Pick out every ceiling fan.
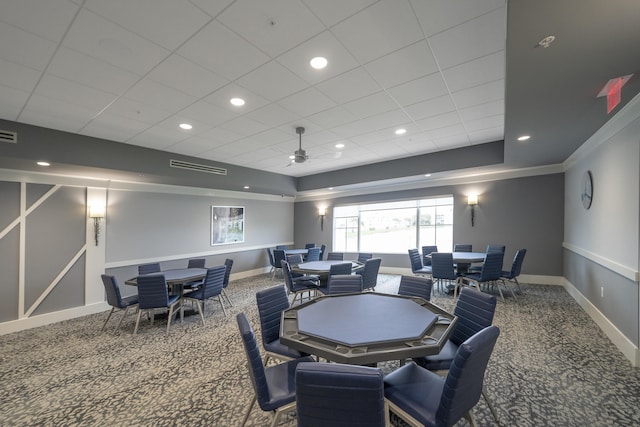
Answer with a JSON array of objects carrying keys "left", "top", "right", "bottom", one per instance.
[{"left": 293, "top": 126, "right": 308, "bottom": 164}]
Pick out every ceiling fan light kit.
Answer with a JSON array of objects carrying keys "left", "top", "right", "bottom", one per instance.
[{"left": 294, "top": 126, "right": 309, "bottom": 163}]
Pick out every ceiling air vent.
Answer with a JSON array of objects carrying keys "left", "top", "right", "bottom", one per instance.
[
  {"left": 0, "top": 130, "right": 17, "bottom": 144},
  {"left": 170, "top": 159, "right": 227, "bottom": 175}
]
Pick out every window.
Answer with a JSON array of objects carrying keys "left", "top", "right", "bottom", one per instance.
[{"left": 333, "top": 197, "right": 454, "bottom": 254}]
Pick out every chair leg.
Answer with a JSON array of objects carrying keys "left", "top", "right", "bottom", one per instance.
[
  {"left": 115, "top": 306, "right": 133, "bottom": 331},
  {"left": 134, "top": 309, "right": 143, "bottom": 334},
  {"left": 513, "top": 277, "right": 523, "bottom": 294},
  {"left": 482, "top": 386, "right": 500, "bottom": 425},
  {"left": 101, "top": 307, "right": 115, "bottom": 331},
  {"left": 217, "top": 296, "right": 227, "bottom": 316},
  {"left": 222, "top": 288, "right": 233, "bottom": 307},
  {"left": 464, "top": 410, "right": 478, "bottom": 427},
  {"left": 193, "top": 300, "right": 205, "bottom": 326},
  {"left": 503, "top": 279, "right": 517, "bottom": 301},
  {"left": 240, "top": 395, "right": 256, "bottom": 427}
]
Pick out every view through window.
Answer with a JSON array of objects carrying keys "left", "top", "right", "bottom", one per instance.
[{"left": 333, "top": 197, "right": 454, "bottom": 253}]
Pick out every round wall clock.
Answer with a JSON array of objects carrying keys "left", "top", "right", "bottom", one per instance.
[{"left": 581, "top": 170, "right": 593, "bottom": 209}]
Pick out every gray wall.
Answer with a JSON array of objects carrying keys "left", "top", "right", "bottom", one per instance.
[{"left": 294, "top": 173, "right": 565, "bottom": 276}]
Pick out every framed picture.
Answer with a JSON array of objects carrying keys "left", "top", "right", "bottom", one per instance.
[{"left": 211, "top": 206, "right": 245, "bottom": 246}]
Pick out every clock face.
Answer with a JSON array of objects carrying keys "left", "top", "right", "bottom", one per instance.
[{"left": 581, "top": 170, "right": 593, "bottom": 209}]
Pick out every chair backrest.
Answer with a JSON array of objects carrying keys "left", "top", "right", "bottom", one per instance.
[
  {"left": 437, "top": 326, "right": 500, "bottom": 427},
  {"left": 236, "top": 313, "right": 270, "bottom": 409},
  {"left": 276, "top": 245, "right": 288, "bottom": 250},
  {"left": 431, "top": 253, "right": 457, "bottom": 280},
  {"left": 281, "top": 260, "right": 295, "bottom": 293},
  {"left": 287, "top": 254, "right": 304, "bottom": 265},
  {"left": 223, "top": 258, "right": 233, "bottom": 288},
  {"left": 138, "top": 263, "right": 161, "bottom": 275},
  {"left": 136, "top": 274, "right": 169, "bottom": 309},
  {"left": 327, "top": 274, "right": 363, "bottom": 294},
  {"left": 357, "top": 252, "right": 373, "bottom": 263},
  {"left": 407, "top": 249, "right": 424, "bottom": 273},
  {"left": 361, "top": 257, "right": 382, "bottom": 289},
  {"left": 507, "top": 249, "right": 527, "bottom": 278},
  {"left": 479, "top": 251, "right": 504, "bottom": 281},
  {"left": 306, "top": 247, "right": 321, "bottom": 262},
  {"left": 421, "top": 245, "right": 438, "bottom": 266},
  {"left": 450, "top": 287, "right": 497, "bottom": 346},
  {"left": 327, "top": 252, "right": 344, "bottom": 261},
  {"left": 329, "top": 262, "right": 353, "bottom": 276},
  {"left": 266, "top": 248, "right": 276, "bottom": 268},
  {"left": 187, "top": 258, "right": 205, "bottom": 268},
  {"left": 397, "top": 275, "right": 433, "bottom": 301},
  {"left": 101, "top": 274, "right": 124, "bottom": 308},
  {"left": 296, "top": 362, "right": 386, "bottom": 427},
  {"left": 200, "top": 266, "right": 226, "bottom": 299},
  {"left": 256, "top": 285, "right": 289, "bottom": 346},
  {"left": 319, "top": 244, "right": 327, "bottom": 260},
  {"left": 273, "top": 249, "right": 287, "bottom": 266},
  {"left": 486, "top": 244, "right": 505, "bottom": 254},
  {"left": 454, "top": 244, "right": 472, "bottom": 252},
  {"left": 304, "top": 243, "right": 316, "bottom": 249}
]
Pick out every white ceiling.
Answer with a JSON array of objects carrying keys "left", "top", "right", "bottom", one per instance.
[{"left": 0, "top": 0, "right": 507, "bottom": 178}]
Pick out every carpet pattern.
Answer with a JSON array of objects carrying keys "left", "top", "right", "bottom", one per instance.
[{"left": 1, "top": 274, "right": 639, "bottom": 426}]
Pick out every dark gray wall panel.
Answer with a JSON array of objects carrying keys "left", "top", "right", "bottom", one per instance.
[
  {"left": 564, "top": 249, "right": 638, "bottom": 346},
  {"left": 26, "top": 183, "right": 54, "bottom": 209},
  {"left": 0, "top": 181, "right": 19, "bottom": 231},
  {"left": 106, "top": 189, "right": 293, "bottom": 263},
  {"left": 0, "top": 226, "right": 19, "bottom": 322},
  {"left": 25, "top": 186, "right": 86, "bottom": 310},
  {"left": 295, "top": 173, "right": 564, "bottom": 276},
  {"left": 33, "top": 254, "right": 85, "bottom": 316}
]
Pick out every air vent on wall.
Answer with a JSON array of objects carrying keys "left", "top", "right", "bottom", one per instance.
[
  {"left": 170, "top": 159, "right": 227, "bottom": 175},
  {"left": 0, "top": 130, "right": 17, "bottom": 144}
]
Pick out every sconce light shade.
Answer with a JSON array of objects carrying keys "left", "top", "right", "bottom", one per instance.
[
  {"left": 467, "top": 194, "right": 478, "bottom": 206},
  {"left": 89, "top": 204, "right": 105, "bottom": 218},
  {"left": 318, "top": 207, "right": 326, "bottom": 231}
]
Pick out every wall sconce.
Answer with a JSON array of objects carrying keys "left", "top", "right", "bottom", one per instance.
[
  {"left": 467, "top": 194, "right": 478, "bottom": 227},
  {"left": 88, "top": 204, "right": 105, "bottom": 246},
  {"left": 318, "top": 207, "right": 326, "bottom": 231}
]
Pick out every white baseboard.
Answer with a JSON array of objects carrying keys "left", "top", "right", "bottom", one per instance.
[
  {"left": 0, "top": 302, "right": 110, "bottom": 336},
  {"left": 519, "top": 274, "right": 562, "bottom": 285},
  {"left": 231, "top": 266, "right": 272, "bottom": 281},
  {"left": 563, "top": 278, "right": 639, "bottom": 367}
]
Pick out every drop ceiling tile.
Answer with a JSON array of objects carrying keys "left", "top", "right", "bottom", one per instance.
[
  {"left": 252, "top": 128, "right": 291, "bottom": 145},
  {"left": 415, "top": 111, "right": 461, "bottom": 131},
  {"left": 364, "top": 40, "right": 438, "bottom": 88},
  {"left": 302, "top": 0, "right": 378, "bottom": 27},
  {"left": 315, "top": 66, "right": 381, "bottom": 104},
  {"left": 404, "top": 94, "right": 456, "bottom": 121},
  {"left": 464, "top": 114, "right": 503, "bottom": 132},
  {"left": 178, "top": 100, "right": 239, "bottom": 128},
  {"left": 307, "top": 106, "right": 359, "bottom": 128},
  {"left": 219, "top": 116, "right": 269, "bottom": 137},
  {"left": 146, "top": 55, "right": 229, "bottom": 99},
  {"left": 199, "top": 127, "right": 244, "bottom": 144},
  {"left": 245, "top": 103, "right": 302, "bottom": 128},
  {"left": 203, "top": 83, "right": 270, "bottom": 115},
  {"left": 104, "top": 97, "right": 173, "bottom": 125},
  {"left": 0, "top": 58, "right": 41, "bottom": 92},
  {"left": 48, "top": 47, "right": 140, "bottom": 96},
  {"left": 0, "top": 0, "right": 78, "bottom": 41},
  {"left": 126, "top": 125, "right": 187, "bottom": 150},
  {"left": 426, "top": 123, "right": 467, "bottom": 139},
  {"left": 20, "top": 94, "right": 97, "bottom": 132},
  {"left": 84, "top": 0, "right": 210, "bottom": 51},
  {"left": 0, "top": 85, "right": 30, "bottom": 120},
  {"left": 387, "top": 73, "right": 449, "bottom": 107},
  {"left": 331, "top": 0, "right": 424, "bottom": 63},
  {"left": 441, "top": 50, "right": 505, "bottom": 92},
  {"left": 63, "top": 10, "right": 170, "bottom": 75},
  {"left": 355, "top": 109, "right": 411, "bottom": 133},
  {"left": 428, "top": 7, "right": 506, "bottom": 69},
  {"left": 410, "top": 0, "right": 505, "bottom": 37},
  {"left": 342, "top": 91, "right": 398, "bottom": 119},
  {"left": 165, "top": 138, "right": 216, "bottom": 157},
  {"left": 450, "top": 79, "right": 504, "bottom": 109},
  {"left": 432, "top": 134, "right": 470, "bottom": 149},
  {"left": 154, "top": 115, "right": 212, "bottom": 138},
  {"left": 0, "top": 22, "right": 57, "bottom": 70},
  {"left": 124, "top": 79, "right": 197, "bottom": 113},
  {"left": 458, "top": 99, "right": 504, "bottom": 122},
  {"left": 80, "top": 113, "right": 149, "bottom": 142},
  {"left": 468, "top": 126, "right": 502, "bottom": 144},
  {"left": 177, "top": 20, "right": 270, "bottom": 80},
  {"left": 277, "top": 87, "right": 336, "bottom": 118},
  {"left": 188, "top": 0, "right": 235, "bottom": 18},
  {"left": 34, "top": 74, "right": 118, "bottom": 112},
  {"left": 237, "top": 60, "right": 310, "bottom": 101},
  {"left": 276, "top": 31, "right": 360, "bottom": 85},
  {"left": 218, "top": 0, "right": 325, "bottom": 57}
]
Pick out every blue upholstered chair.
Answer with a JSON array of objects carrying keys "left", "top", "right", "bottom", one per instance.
[
  {"left": 454, "top": 244, "right": 472, "bottom": 252},
  {"left": 326, "top": 274, "right": 363, "bottom": 295},
  {"left": 501, "top": 248, "right": 527, "bottom": 294},
  {"left": 327, "top": 252, "right": 344, "bottom": 260},
  {"left": 408, "top": 248, "right": 432, "bottom": 276},
  {"left": 276, "top": 245, "right": 288, "bottom": 250},
  {"left": 306, "top": 247, "right": 321, "bottom": 262},
  {"left": 184, "top": 265, "right": 227, "bottom": 324},
  {"left": 221, "top": 258, "right": 234, "bottom": 307},
  {"left": 267, "top": 248, "right": 277, "bottom": 275},
  {"left": 431, "top": 252, "right": 457, "bottom": 293},
  {"left": 272, "top": 249, "right": 287, "bottom": 279},
  {"left": 100, "top": 274, "right": 138, "bottom": 331},
  {"left": 256, "top": 285, "right": 308, "bottom": 365},
  {"left": 187, "top": 258, "right": 205, "bottom": 268},
  {"left": 421, "top": 245, "right": 438, "bottom": 267},
  {"left": 296, "top": 362, "right": 387, "bottom": 427},
  {"left": 282, "top": 260, "right": 319, "bottom": 305},
  {"left": 304, "top": 243, "right": 316, "bottom": 249},
  {"left": 354, "top": 252, "right": 373, "bottom": 275},
  {"left": 397, "top": 275, "right": 433, "bottom": 301},
  {"left": 138, "top": 262, "right": 161, "bottom": 275},
  {"left": 384, "top": 326, "right": 501, "bottom": 427},
  {"left": 360, "top": 257, "right": 381, "bottom": 291},
  {"left": 236, "top": 313, "right": 315, "bottom": 427},
  {"left": 457, "top": 251, "right": 509, "bottom": 301},
  {"left": 134, "top": 274, "right": 181, "bottom": 335},
  {"left": 317, "top": 262, "right": 353, "bottom": 295},
  {"left": 469, "top": 244, "right": 505, "bottom": 273},
  {"left": 318, "top": 244, "right": 327, "bottom": 261}
]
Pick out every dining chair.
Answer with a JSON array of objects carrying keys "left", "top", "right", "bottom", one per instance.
[
  {"left": 384, "top": 326, "right": 501, "bottom": 427},
  {"left": 457, "top": 251, "right": 509, "bottom": 301},
  {"left": 256, "top": 285, "right": 309, "bottom": 365},
  {"left": 397, "top": 275, "right": 433, "bottom": 301},
  {"left": 318, "top": 244, "right": 327, "bottom": 260},
  {"left": 327, "top": 252, "right": 344, "bottom": 260},
  {"left": 408, "top": 248, "right": 432, "bottom": 277},
  {"left": 138, "top": 262, "right": 161, "bottom": 275},
  {"left": 454, "top": 244, "right": 473, "bottom": 252},
  {"left": 281, "top": 260, "right": 319, "bottom": 305},
  {"left": 134, "top": 274, "right": 181, "bottom": 336},
  {"left": 272, "top": 249, "right": 287, "bottom": 279},
  {"left": 354, "top": 252, "right": 373, "bottom": 275},
  {"left": 221, "top": 258, "right": 234, "bottom": 307},
  {"left": 187, "top": 258, "right": 205, "bottom": 268},
  {"left": 421, "top": 245, "right": 438, "bottom": 267},
  {"left": 296, "top": 362, "right": 387, "bottom": 427},
  {"left": 412, "top": 287, "right": 499, "bottom": 424},
  {"left": 317, "top": 262, "right": 353, "bottom": 295},
  {"left": 100, "top": 274, "right": 138, "bottom": 331},
  {"left": 266, "top": 248, "right": 277, "bottom": 274},
  {"left": 431, "top": 252, "right": 457, "bottom": 293},
  {"left": 236, "top": 313, "right": 315, "bottom": 427},
  {"left": 360, "top": 257, "right": 381, "bottom": 291},
  {"left": 275, "top": 245, "right": 288, "bottom": 250},
  {"left": 304, "top": 243, "right": 316, "bottom": 249},
  {"left": 305, "top": 247, "right": 321, "bottom": 262},
  {"left": 501, "top": 248, "right": 527, "bottom": 295},
  {"left": 469, "top": 244, "right": 505, "bottom": 273},
  {"left": 183, "top": 265, "right": 227, "bottom": 324},
  {"left": 326, "top": 274, "right": 363, "bottom": 294}
]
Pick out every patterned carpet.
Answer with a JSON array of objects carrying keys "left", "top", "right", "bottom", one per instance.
[{"left": 1, "top": 274, "right": 639, "bottom": 427}]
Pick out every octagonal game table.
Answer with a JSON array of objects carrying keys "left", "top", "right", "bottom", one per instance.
[
  {"left": 292, "top": 260, "right": 361, "bottom": 285},
  {"left": 280, "top": 292, "right": 456, "bottom": 365}
]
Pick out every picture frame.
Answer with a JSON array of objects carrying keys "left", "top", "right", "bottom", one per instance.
[{"left": 211, "top": 206, "right": 245, "bottom": 246}]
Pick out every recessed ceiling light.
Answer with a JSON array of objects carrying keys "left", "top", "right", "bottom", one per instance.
[
  {"left": 395, "top": 128, "right": 407, "bottom": 135},
  {"left": 310, "top": 57, "right": 328, "bottom": 69},
  {"left": 179, "top": 123, "right": 192, "bottom": 130},
  {"left": 289, "top": 155, "right": 295, "bottom": 160},
  {"left": 243, "top": 185, "right": 250, "bottom": 189},
  {"left": 230, "top": 97, "right": 245, "bottom": 107},
  {"left": 335, "top": 143, "right": 345, "bottom": 149},
  {"left": 424, "top": 174, "right": 431, "bottom": 177},
  {"left": 37, "top": 161, "right": 50, "bottom": 167},
  {"left": 517, "top": 135, "right": 531, "bottom": 141},
  {"left": 328, "top": 187, "right": 334, "bottom": 190}
]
